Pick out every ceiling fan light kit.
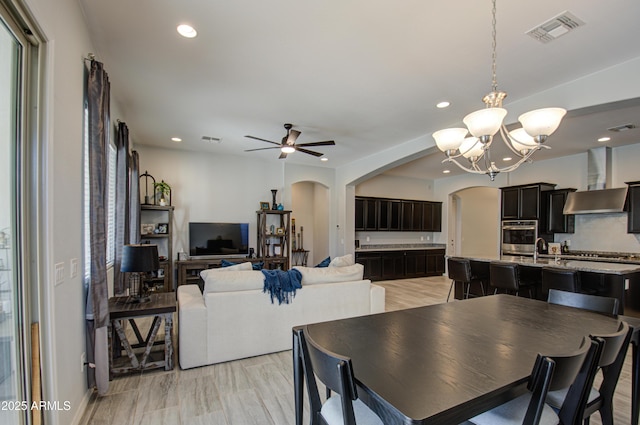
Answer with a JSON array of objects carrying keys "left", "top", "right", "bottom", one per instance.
[
  {"left": 245, "top": 123, "right": 335, "bottom": 159},
  {"left": 433, "top": 0, "right": 566, "bottom": 180}
]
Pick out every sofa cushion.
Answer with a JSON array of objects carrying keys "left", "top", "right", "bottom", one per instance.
[
  {"left": 201, "top": 262, "right": 253, "bottom": 276},
  {"left": 202, "top": 270, "right": 264, "bottom": 293},
  {"left": 329, "top": 254, "right": 355, "bottom": 267},
  {"left": 294, "top": 263, "right": 364, "bottom": 285}
]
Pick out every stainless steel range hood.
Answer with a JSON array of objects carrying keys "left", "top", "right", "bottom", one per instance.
[{"left": 563, "top": 147, "right": 628, "bottom": 214}]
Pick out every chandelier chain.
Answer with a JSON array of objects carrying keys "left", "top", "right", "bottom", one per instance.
[{"left": 491, "top": 0, "right": 498, "bottom": 93}]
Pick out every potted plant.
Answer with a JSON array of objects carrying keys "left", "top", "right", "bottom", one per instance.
[{"left": 154, "top": 180, "right": 171, "bottom": 206}]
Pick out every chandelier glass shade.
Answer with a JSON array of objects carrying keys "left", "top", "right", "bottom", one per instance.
[{"left": 432, "top": 0, "right": 566, "bottom": 180}]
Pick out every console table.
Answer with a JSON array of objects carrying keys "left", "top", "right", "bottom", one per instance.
[
  {"left": 108, "top": 292, "right": 176, "bottom": 378},
  {"left": 176, "top": 258, "right": 263, "bottom": 290}
]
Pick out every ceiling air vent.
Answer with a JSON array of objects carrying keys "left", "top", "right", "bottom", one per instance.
[
  {"left": 526, "top": 11, "right": 585, "bottom": 43},
  {"left": 607, "top": 123, "right": 636, "bottom": 132},
  {"left": 201, "top": 136, "right": 222, "bottom": 143}
]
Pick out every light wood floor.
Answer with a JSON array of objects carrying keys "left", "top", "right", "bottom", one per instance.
[{"left": 79, "top": 276, "right": 634, "bottom": 425}]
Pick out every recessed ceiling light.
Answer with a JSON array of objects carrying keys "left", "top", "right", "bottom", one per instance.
[
  {"left": 442, "top": 169, "right": 451, "bottom": 174},
  {"left": 320, "top": 157, "right": 328, "bottom": 162},
  {"left": 436, "top": 101, "right": 450, "bottom": 109},
  {"left": 171, "top": 137, "right": 182, "bottom": 142},
  {"left": 597, "top": 136, "right": 611, "bottom": 142},
  {"left": 503, "top": 157, "right": 513, "bottom": 161},
  {"left": 177, "top": 24, "right": 197, "bottom": 38}
]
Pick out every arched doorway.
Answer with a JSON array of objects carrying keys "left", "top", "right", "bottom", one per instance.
[
  {"left": 291, "top": 181, "right": 330, "bottom": 266},
  {"left": 448, "top": 187, "right": 501, "bottom": 257}
]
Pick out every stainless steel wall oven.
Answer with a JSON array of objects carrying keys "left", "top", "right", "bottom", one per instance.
[{"left": 501, "top": 220, "right": 538, "bottom": 255}]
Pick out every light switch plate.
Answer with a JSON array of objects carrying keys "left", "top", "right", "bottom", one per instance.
[
  {"left": 70, "top": 258, "right": 79, "bottom": 279},
  {"left": 55, "top": 262, "right": 64, "bottom": 286}
]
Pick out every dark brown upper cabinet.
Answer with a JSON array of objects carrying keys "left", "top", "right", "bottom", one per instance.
[
  {"left": 501, "top": 183, "right": 556, "bottom": 221},
  {"left": 356, "top": 196, "right": 442, "bottom": 232}
]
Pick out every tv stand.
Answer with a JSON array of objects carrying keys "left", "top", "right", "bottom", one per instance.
[{"left": 176, "top": 257, "right": 263, "bottom": 290}]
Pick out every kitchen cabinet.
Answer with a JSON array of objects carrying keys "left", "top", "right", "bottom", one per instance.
[
  {"left": 544, "top": 189, "right": 576, "bottom": 234},
  {"left": 376, "top": 199, "right": 402, "bottom": 230},
  {"left": 356, "top": 196, "right": 441, "bottom": 232},
  {"left": 355, "top": 197, "right": 377, "bottom": 231},
  {"left": 356, "top": 248, "right": 445, "bottom": 281},
  {"left": 627, "top": 181, "right": 640, "bottom": 233},
  {"left": 501, "top": 183, "right": 556, "bottom": 221}
]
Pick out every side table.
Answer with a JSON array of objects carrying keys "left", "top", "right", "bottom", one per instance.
[{"left": 108, "top": 292, "right": 176, "bottom": 378}]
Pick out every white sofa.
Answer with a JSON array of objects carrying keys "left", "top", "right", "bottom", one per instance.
[{"left": 177, "top": 259, "right": 385, "bottom": 369}]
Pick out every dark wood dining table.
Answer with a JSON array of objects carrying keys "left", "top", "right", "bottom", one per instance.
[{"left": 292, "top": 295, "right": 634, "bottom": 425}]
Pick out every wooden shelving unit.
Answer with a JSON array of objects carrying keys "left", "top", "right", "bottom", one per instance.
[
  {"left": 140, "top": 205, "right": 174, "bottom": 291},
  {"left": 257, "top": 210, "right": 291, "bottom": 270}
]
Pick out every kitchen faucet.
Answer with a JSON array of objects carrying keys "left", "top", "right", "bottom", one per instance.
[{"left": 534, "top": 237, "right": 546, "bottom": 261}]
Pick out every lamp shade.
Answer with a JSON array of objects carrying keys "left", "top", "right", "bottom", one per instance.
[
  {"left": 508, "top": 128, "right": 538, "bottom": 152},
  {"left": 460, "top": 137, "right": 484, "bottom": 159},
  {"left": 518, "top": 107, "right": 566, "bottom": 138},
  {"left": 121, "top": 244, "right": 159, "bottom": 272},
  {"left": 463, "top": 107, "right": 507, "bottom": 138},
  {"left": 432, "top": 128, "right": 468, "bottom": 152}
]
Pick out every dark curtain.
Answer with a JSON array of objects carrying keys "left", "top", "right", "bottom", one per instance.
[
  {"left": 113, "top": 122, "right": 130, "bottom": 295},
  {"left": 85, "top": 59, "right": 110, "bottom": 395},
  {"left": 130, "top": 150, "right": 141, "bottom": 244}
]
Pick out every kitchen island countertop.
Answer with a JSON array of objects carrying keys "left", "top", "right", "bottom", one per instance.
[{"left": 457, "top": 254, "right": 640, "bottom": 275}]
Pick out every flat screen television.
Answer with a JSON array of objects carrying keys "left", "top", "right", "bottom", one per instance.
[{"left": 188, "top": 222, "right": 250, "bottom": 259}]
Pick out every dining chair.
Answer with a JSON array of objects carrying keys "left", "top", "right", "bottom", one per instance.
[
  {"left": 468, "top": 337, "right": 594, "bottom": 425},
  {"left": 547, "top": 289, "right": 619, "bottom": 316},
  {"left": 542, "top": 268, "right": 597, "bottom": 298},
  {"left": 490, "top": 262, "right": 535, "bottom": 298},
  {"left": 546, "top": 321, "right": 632, "bottom": 425},
  {"left": 300, "top": 326, "right": 383, "bottom": 425},
  {"left": 446, "top": 257, "right": 487, "bottom": 302}
]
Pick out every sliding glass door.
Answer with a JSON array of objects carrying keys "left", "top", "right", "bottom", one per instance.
[{"left": 0, "top": 6, "right": 27, "bottom": 425}]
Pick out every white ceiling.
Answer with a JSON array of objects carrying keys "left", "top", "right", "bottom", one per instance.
[{"left": 79, "top": 0, "right": 640, "bottom": 179}]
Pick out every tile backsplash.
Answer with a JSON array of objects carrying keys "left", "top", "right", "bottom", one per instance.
[{"left": 554, "top": 213, "right": 640, "bottom": 253}]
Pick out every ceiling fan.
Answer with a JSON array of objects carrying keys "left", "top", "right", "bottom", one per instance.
[{"left": 245, "top": 123, "right": 335, "bottom": 159}]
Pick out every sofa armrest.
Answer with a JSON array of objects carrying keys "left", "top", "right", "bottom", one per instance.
[
  {"left": 370, "top": 283, "right": 385, "bottom": 314},
  {"left": 177, "top": 284, "right": 207, "bottom": 369}
]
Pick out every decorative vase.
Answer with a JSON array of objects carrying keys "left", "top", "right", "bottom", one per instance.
[{"left": 271, "top": 189, "right": 278, "bottom": 210}]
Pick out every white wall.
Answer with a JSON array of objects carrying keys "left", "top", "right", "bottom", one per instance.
[
  {"left": 313, "top": 184, "right": 330, "bottom": 263},
  {"left": 290, "top": 181, "right": 330, "bottom": 266},
  {"left": 136, "top": 146, "right": 336, "bottom": 264},
  {"left": 455, "top": 187, "right": 500, "bottom": 257},
  {"left": 22, "top": 0, "right": 113, "bottom": 423}
]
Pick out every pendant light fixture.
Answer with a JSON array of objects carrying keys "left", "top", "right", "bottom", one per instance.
[{"left": 432, "top": 0, "right": 566, "bottom": 180}]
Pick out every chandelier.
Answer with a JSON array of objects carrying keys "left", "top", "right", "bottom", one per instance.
[{"left": 432, "top": 0, "right": 566, "bottom": 181}]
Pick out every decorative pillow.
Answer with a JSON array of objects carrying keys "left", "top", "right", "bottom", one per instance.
[
  {"left": 293, "top": 263, "right": 364, "bottom": 285},
  {"left": 329, "top": 254, "right": 355, "bottom": 268},
  {"left": 202, "top": 270, "right": 264, "bottom": 293},
  {"left": 314, "top": 257, "right": 331, "bottom": 268}
]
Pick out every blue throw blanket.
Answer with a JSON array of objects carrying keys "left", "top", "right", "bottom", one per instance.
[{"left": 261, "top": 269, "right": 302, "bottom": 305}]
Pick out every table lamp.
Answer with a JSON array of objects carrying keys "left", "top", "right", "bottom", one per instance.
[{"left": 121, "top": 244, "right": 159, "bottom": 303}]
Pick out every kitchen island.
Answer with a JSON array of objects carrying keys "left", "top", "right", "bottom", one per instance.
[
  {"left": 453, "top": 254, "right": 640, "bottom": 314},
  {"left": 356, "top": 244, "right": 446, "bottom": 281}
]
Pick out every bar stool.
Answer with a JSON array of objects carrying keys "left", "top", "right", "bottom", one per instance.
[
  {"left": 541, "top": 267, "right": 596, "bottom": 298},
  {"left": 446, "top": 257, "right": 486, "bottom": 302},
  {"left": 490, "top": 262, "right": 534, "bottom": 298}
]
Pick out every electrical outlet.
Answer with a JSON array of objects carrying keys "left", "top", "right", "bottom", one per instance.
[
  {"left": 54, "top": 262, "right": 64, "bottom": 286},
  {"left": 80, "top": 352, "right": 86, "bottom": 372},
  {"left": 70, "top": 258, "right": 79, "bottom": 279}
]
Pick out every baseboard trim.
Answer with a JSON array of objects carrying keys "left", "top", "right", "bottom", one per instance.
[{"left": 70, "top": 388, "right": 96, "bottom": 425}]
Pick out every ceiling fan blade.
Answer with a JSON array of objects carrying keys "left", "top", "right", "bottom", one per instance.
[
  {"left": 245, "top": 135, "right": 281, "bottom": 146},
  {"left": 279, "top": 151, "right": 288, "bottom": 159},
  {"left": 245, "top": 146, "right": 282, "bottom": 152},
  {"left": 295, "top": 147, "right": 324, "bottom": 157},
  {"left": 295, "top": 140, "right": 335, "bottom": 147},
  {"left": 285, "top": 129, "right": 301, "bottom": 145}
]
